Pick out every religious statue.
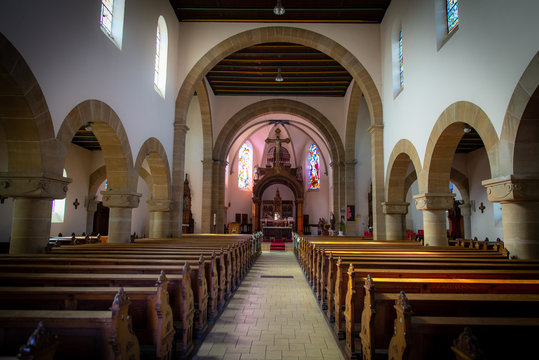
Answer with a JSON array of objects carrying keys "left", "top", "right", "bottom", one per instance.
[
  {"left": 265, "top": 128, "right": 290, "bottom": 167},
  {"left": 330, "top": 212, "right": 336, "bottom": 230}
]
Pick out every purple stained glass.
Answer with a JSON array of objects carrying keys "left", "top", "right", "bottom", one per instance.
[
  {"left": 399, "top": 29, "right": 404, "bottom": 88},
  {"left": 238, "top": 143, "right": 252, "bottom": 189}
]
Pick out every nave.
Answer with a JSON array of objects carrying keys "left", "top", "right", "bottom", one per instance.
[{"left": 194, "top": 251, "right": 343, "bottom": 360}]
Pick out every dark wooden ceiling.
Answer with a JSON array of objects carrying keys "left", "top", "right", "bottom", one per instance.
[
  {"left": 169, "top": 1, "right": 392, "bottom": 23},
  {"left": 72, "top": 126, "right": 101, "bottom": 151},
  {"left": 206, "top": 42, "right": 352, "bottom": 97},
  {"left": 456, "top": 128, "right": 484, "bottom": 154}
]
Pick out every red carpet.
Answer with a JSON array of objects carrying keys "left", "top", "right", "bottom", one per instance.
[{"left": 270, "top": 242, "right": 286, "bottom": 251}]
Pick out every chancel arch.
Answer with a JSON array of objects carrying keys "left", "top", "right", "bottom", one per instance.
[
  {"left": 174, "top": 26, "right": 385, "bottom": 238},
  {"left": 57, "top": 100, "right": 139, "bottom": 244}
]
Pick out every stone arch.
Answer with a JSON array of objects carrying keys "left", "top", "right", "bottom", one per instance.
[
  {"left": 499, "top": 51, "right": 539, "bottom": 176},
  {"left": 89, "top": 166, "right": 107, "bottom": 199},
  {"left": 385, "top": 139, "right": 422, "bottom": 202},
  {"left": 134, "top": 137, "right": 171, "bottom": 200},
  {"left": 175, "top": 27, "right": 382, "bottom": 128},
  {"left": 57, "top": 100, "right": 136, "bottom": 192},
  {"left": 196, "top": 80, "right": 214, "bottom": 162},
  {"left": 423, "top": 101, "right": 498, "bottom": 194},
  {"left": 0, "top": 33, "right": 58, "bottom": 175},
  {"left": 345, "top": 83, "right": 364, "bottom": 161}
]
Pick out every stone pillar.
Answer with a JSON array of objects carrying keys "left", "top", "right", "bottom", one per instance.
[
  {"left": 382, "top": 201, "right": 409, "bottom": 240},
  {"left": 252, "top": 197, "right": 261, "bottom": 232},
  {"left": 329, "top": 161, "right": 340, "bottom": 226},
  {"left": 0, "top": 173, "right": 71, "bottom": 254},
  {"left": 296, "top": 198, "right": 304, "bottom": 235},
  {"left": 369, "top": 125, "right": 386, "bottom": 240},
  {"left": 171, "top": 123, "right": 189, "bottom": 237},
  {"left": 101, "top": 191, "right": 141, "bottom": 243},
  {"left": 458, "top": 203, "right": 472, "bottom": 239},
  {"left": 345, "top": 161, "right": 357, "bottom": 235},
  {"left": 212, "top": 160, "right": 227, "bottom": 234},
  {"left": 147, "top": 199, "right": 171, "bottom": 238},
  {"left": 200, "top": 160, "right": 214, "bottom": 233},
  {"left": 483, "top": 175, "right": 539, "bottom": 259},
  {"left": 86, "top": 199, "right": 98, "bottom": 235},
  {"left": 413, "top": 193, "right": 454, "bottom": 246}
]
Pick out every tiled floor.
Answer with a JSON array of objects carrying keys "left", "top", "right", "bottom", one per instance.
[{"left": 193, "top": 251, "right": 345, "bottom": 360}]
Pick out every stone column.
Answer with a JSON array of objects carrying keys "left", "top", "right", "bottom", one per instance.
[
  {"left": 345, "top": 160, "right": 357, "bottom": 235},
  {"left": 382, "top": 201, "right": 409, "bottom": 240},
  {"left": 212, "top": 160, "right": 227, "bottom": 234},
  {"left": 200, "top": 160, "right": 214, "bottom": 233},
  {"left": 147, "top": 199, "right": 171, "bottom": 238},
  {"left": 483, "top": 175, "right": 539, "bottom": 259},
  {"left": 369, "top": 125, "right": 386, "bottom": 240},
  {"left": 101, "top": 191, "right": 141, "bottom": 243},
  {"left": 458, "top": 203, "right": 472, "bottom": 239},
  {"left": 0, "top": 173, "right": 71, "bottom": 254},
  {"left": 171, "top": 123, "right": 189, "bottom": 237},
  {"left": 86, "top": 199, "right": 98, "bottom": 235},
  {"left": 329, "top": 161, "right": 340, "bottom": 227},
  {"left": 296, "top": 198, "right": 304, "bottom": 235},
  {"left": 413, "top": 193, "right": 454, "bottom": 246}
]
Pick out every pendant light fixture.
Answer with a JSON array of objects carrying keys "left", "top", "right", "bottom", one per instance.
[
  {"left": 273, "top": 0, "right": 285, "bottom": 16},
  {"left": 275, "top": 67, "right": 284, "bottom": 82}
]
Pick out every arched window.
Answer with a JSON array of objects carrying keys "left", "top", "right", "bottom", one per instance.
[
  {"left": 51, "top": 169, "right": 68, "bottom": 223},
  {"left": 399, "top": 29, "right": 404, "bottom": 89},
  {"left": 308, "top": 144, "right": 320, "bottom": 190},
  {"left": 99, "top": 0, "right": 125, "bottom": 49},
  {"left": 154, "top": 16, "right": 168, "bottom": 97},
  {"left": 447, "top": 0, "right": 459, "bottom": 33},
  {"left": 238, "top": 143, "right": 253, "bottom": 189}
]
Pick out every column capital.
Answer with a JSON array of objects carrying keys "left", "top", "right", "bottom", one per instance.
[
  {"left": 368, "top": 124, "right": 384, "bottom": 134},
  {"left": 147, "top": 199, "right": 172, "bottom": 212},
  {"left": 413, "top": 193, "right": 455, "bottom": 210},
  {"left": 87, "top": 198, "right": 99, "bottom": 212},
  {"left": 382, "top": 201, "right": 409, "bottom": 215},
  {"left": 458, "top": 203, "right": 472, "bottom": 216},
  {"left": 101, "top": 190, "right": 141, "bottom": 208},
  {"left": 174, "top": 123, "right": 190, "bottom": 134},
  {"left": 345, "top": 160, "right": 358, "bottom": 167},
  {"left": 0, "top": 173, "right": 71, "bottom": 199},
  {"left": 329, "top": 161, "right": 344, "bottom": 168},
  {"left": 201, "top": 159, "right": 215, "bottom": 166},
  {"left": 295, "top": 198, "right": 304, "bottom": 205},
  {"left": 482, "top": 175, "right": 539, "bottom": 203}
]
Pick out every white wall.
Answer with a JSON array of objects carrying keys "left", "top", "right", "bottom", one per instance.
[
  {"left": 0, "top": 0, "right": 179, "bottom": 171},
  {"left": 405, "top": 180, "right": 423, "bottom": 232},
  {"left": 185, "top": 96, "right": 204, "bottom": 233},
  {"left": 381, "top": 0, "right": 539, "bottom": 171}
]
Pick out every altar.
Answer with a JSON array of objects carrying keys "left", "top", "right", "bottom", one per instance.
[{"left": 262, "top": 226, "right": 292, "bottom": 241}]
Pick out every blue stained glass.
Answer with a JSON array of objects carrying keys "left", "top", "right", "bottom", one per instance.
[
  {"left": 399, "top": 29, "right": 404, "bottom": 88},
  {"left": 238, "top": 143, "right": 253, "bottom": 189},
  {"left": 447, "top": 0, "right": 459, "bottom": 33},
  {"left": 100, "top": 0, "right": 114, "bottom": 35},
  {"left": 308, "top": 144, "right": 320, "bottom": 190}
]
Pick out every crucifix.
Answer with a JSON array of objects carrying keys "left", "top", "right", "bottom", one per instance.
[{"left": 265, "top": 128, "right": 290, "bottom": 167}]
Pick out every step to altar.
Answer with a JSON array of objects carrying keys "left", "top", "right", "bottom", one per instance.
[{"left": 270, "top": 242, "right": 286, "bottom": 251}]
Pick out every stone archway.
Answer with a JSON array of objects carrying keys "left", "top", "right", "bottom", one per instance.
[
  {"left": 57, "top": 100, "right": 139, "bottom": 243},
  {"left": 420, "top": 101, "right": 498, "bottom": 246},
  {"left": 174, "top": 26, "right": 385, "bottom": 238},
  {"left": 210, "top": 98, "right": 345, "bottom": 234},
  {"left": 134, "top": 137, "right": 172, "bottom": 238},
  {"left": 0, "top": 33, "right": 70, "bottom": 253},
  {"left": 384, "top": 140, "right": 422, "bottom": 240}
]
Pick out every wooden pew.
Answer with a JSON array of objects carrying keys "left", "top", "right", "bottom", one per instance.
[
  {"left": 0, "top": 321, "right": 59, "bottom": 360},
  {"left": 0, "top": 272, "right": 177, "bottom": 360},
  {"left": 0, "top": 288, "right": 140, "bottom": 360},
  {"left": 387, "top": 292, "right": 539, "bottom": 360}
]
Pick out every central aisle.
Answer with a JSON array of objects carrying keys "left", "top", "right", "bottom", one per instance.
[{"left": 194, "top": 251, "right": 344, "bottom": 360}]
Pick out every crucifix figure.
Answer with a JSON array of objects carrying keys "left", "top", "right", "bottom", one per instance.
[{"left": 265, "top": 128, "right": 290, "bottom": 167}]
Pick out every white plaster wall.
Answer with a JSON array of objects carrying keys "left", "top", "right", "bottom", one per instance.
[
  {"left": 0, "top": 0, "right": 180, "bottom": 171},
  {"left": 405, "top": 180, "right": 423, "bottom": 232},
  {"left": 185, "top": 96, "right": 204, "bottom": 233},
  {"left": 354, "top": 97, "right": 373, "bottom": 235},
  {"left": 381, "top": 0, "right": 539, "bottom": 172},
  {"left": 131, "top": 177, "right": 149, "bottom": 237},
  {"left": 177, "top": 22, "right": 381, "bottom": 97},
  {"left": 50, "top": 144, "right": 93, "bottom": 236}
]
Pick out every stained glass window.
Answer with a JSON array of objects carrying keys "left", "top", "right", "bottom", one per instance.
[
  {"left": 447, "top": 0, "right": 459, "bottom": 33},
  {"left": 154, "top": 25, "right": 161, "bottom": 88},
  {"left": 399, "top": 29, "right": 404, "bottom": 88},
  {"left": 100, "top": 0, "right": 114, "bottom": 36},
  {"left": 238, "top": 143, "right": 253, "bottom": 189},
  {"left": 308, "top": 144, "right": 320, "bottom": 190}
]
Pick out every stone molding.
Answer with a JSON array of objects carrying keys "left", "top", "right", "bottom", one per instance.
[
  {"left": 368, "top": 124, "right": 384, "bottom": 134},
  {"left": 101, "top": 190, "right": 141, "bottom": 208},
  {"left": 174, "top": 123, "right": 190, "bottom": 134},
  {"left": 0, "top": 173, "right": 71, "bottom": 199},
  {"left": 382, "top": 201, "right": 409, "bottom": 215},
  {"left": 87, "top": 199, "right": 99, "bottom": 212},
  {"left": 458, "top": 203, "right": 472, "bottom": 216},
  {"left": 413, "top": 193, "right": 455, "bottom": 211},
  {"left": 482, "top": 175, "right": 539, "bottom": 203},
  {"left": 147, "top": 199, "right": 172, "bottom": 212}
]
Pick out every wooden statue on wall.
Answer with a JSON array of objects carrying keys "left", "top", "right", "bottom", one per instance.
[{"left": 182, "top": 174, "right": 194, "bottom": 233}]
